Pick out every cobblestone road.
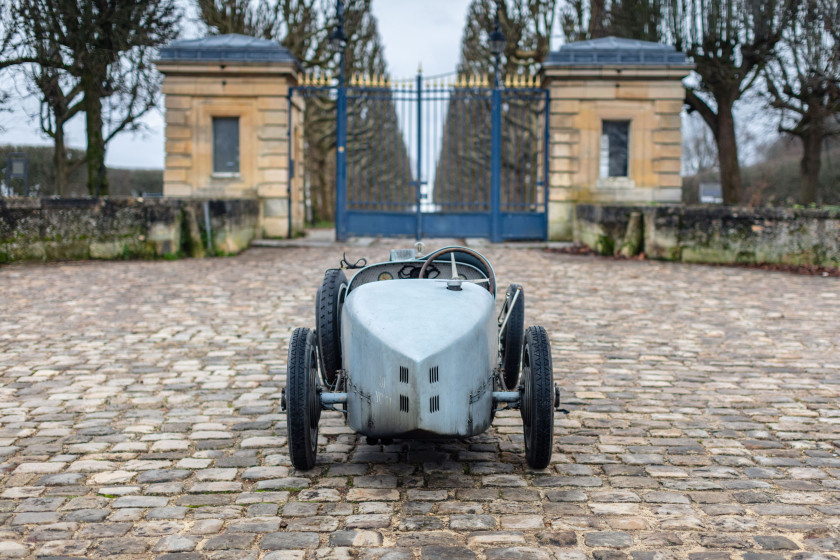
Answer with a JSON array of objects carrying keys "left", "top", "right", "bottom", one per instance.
[{"left": 1, "top": 240, "right": 839, "bottom": 560}]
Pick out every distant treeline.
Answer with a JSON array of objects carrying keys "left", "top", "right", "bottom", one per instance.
[
  {"left": 684, "top": 137, "right": 840, "bottom": 207},
  {"left": 0, "top": 145, "right": 162, "bottom": 197}
]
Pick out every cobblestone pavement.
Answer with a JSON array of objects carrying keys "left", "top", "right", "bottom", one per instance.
[{"left": 1, "top": 240, "right": 839, "bottom": 560}]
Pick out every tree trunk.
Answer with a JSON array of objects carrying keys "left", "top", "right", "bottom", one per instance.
[
  {"left": 53, "top": 121, "right": 67, "bottom": 197},
  {"left": 715, "top": 96, "right": 741, "bottom": 205},
  {"left": 83, "top": 81, "right": 107, "bottom": 197},
  {"left": 800, "top": 126, "right": 822, "bottom": 205}
]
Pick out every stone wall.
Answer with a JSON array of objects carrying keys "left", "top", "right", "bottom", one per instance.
[
  {"left": 0, "top": 198, "right": 258, "bottom": 263},
  {"left": 575, "top": 204, "right": 840, "bottom": 268}
]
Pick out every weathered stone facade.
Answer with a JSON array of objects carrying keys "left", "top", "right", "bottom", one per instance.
[
  {"left": 542, "top": 38, "right": 693, "bottom": 240},
  {"left": 157, "top": 35, "right": 305, "bottom": 238}
]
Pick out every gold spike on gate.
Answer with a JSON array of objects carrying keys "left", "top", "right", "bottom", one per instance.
[{"left": 504, "top": 74, "right": 513, "bottom": 88}]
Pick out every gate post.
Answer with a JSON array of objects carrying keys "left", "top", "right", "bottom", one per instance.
[
  {"left": 415, "top": 70, "right": 423, "bottom": 241},
  {"left": 490, "top": 88, "right": 502, "bottom": 243},
  {"left": 336, "top": 76, "right": 348, "bottom": 242}
]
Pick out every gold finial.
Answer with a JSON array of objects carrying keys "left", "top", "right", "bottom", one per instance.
[
  {"left": 482, "top": 74, "right": 489, "bottom": 87},
  {"left": 325, "top": 71, "right": 332, "bottom": 85},
  {"left": 504, "top": 74, "right": 512, "bottom": 87},
  {"left": 418, "top": 62, "right": 423, "bottom": 74}
]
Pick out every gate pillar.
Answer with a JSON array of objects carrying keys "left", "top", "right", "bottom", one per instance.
[
  {"left": 157, "top": 35, "right": 304, "bottom": 239},
  {"left": 541, "top": 37, "right": 693, "bottom": 241}
]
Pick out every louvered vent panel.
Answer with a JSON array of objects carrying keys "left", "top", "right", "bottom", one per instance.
[
  {"left": 430, "top": 395, "right": 440, "bottom": 413},
  {"left": 399, "top": 366, "right": 409, "bottom": 383},
  {"left": 429, "top": 366, "right": 439, "bottom": 383},
  {"left": 399, "top": 395, "right": 409, "bottom": 412}
]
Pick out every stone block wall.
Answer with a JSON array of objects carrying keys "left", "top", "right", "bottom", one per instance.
[
  {"left": 575, "top": 204, "right": 840, "bottom": 268},
  {"left": 0, "top": 198, "right": 258, "bottom": 263}
]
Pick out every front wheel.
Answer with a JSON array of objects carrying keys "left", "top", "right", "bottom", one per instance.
[
  {"left": 286, "top": 327, "right": 321, "bottom": 470},
  {"left": 520, "top": 325, "right": 554, "bottom": 469}
]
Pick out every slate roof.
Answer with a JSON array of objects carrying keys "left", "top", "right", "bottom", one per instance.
[
  {"left": 544, "top": 37, "right": 691, "bottom": 67},
  {"left": 158, "top": 34, "right": 298, "bottom": 64}
]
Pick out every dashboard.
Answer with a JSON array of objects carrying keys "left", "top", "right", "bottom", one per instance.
[{"left": 347, "top": 259, "right": 491, "bottom": 292}]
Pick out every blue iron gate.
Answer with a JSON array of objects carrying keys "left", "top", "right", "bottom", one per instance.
[{"left": 291, "top": 72, "right": 549, "bottom": 242}]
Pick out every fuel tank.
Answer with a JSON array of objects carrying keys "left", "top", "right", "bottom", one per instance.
[{"left": 341, "top": 279, "right": 496, "bottom": 438}]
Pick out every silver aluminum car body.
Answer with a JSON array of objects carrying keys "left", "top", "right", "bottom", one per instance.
[{"left": 341, "top": 278, "right": 496, "bottom": 438}]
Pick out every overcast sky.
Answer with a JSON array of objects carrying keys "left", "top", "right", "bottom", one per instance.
[{"left": 0, "top": 0, "right": 477, "bottom": 170}]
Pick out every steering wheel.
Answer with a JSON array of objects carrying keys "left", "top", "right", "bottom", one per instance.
[{"left": 418, "top": 247, "right": 496, "bottom": 295}]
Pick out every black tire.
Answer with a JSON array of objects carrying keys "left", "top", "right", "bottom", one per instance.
[
  {"left": 316, "top": 269, "right": 347, "bottom": 386},
  {"left": 520, "top": 325, "right": 554, "bottom": 469},
  {"left": 500, "top": 284, "right": 525, "bottom": 390},
  {"left": 287, "top": 327, "right": 320, "bottom": 470}
]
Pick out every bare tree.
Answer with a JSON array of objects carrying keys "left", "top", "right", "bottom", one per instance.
[
  {"left": 562, "top": 0, "right": 663, "bottom": 42},
  {"left": 609, "top": 0, "right": 663, "bottom": 41},
  {"left": 561, "top": 0, "right": 610, "bottom": 42},
  {"left": 0, "top": 0, "right": 18, "bottom": 125},
  {"left": 764, "top": 0, "right": 840, "bottom": 204},
  {"left": 667, "top": 0, "right": 792, "bottom": 204},
  {"left": 434, "top": 0, "right": 556, "bottom": 207},
  {"left": 6, "top": 0, "right": 181, "bottom": 196},
  {"left": 681, "top": 111, "right": 718, "bottom": 176}
]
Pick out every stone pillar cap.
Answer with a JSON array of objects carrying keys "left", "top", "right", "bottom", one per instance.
[
  {"left": 158, "top": 34, "right": 300, "bottom": 67},
  {"left": 544, "top": 37, "right": 692, "bottom": 68}
]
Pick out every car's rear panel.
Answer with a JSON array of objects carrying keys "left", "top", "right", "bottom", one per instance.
[{"left": 341, "top": 279, "right": 496, "bottom": 438}]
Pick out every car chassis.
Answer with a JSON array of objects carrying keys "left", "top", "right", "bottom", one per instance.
[{"left": 282, "top": 245, "right": 561, "bottom": 470}]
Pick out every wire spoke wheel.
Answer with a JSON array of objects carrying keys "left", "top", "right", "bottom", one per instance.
[
  {"left": 287, "top": 327, "right": 320, "bottom": 470},
  {"left": 520, "top": 325, "right": 554, "bottom": 469}
]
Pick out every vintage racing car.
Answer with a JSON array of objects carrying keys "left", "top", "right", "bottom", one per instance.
[{"left": 282, "top": 245, "right": 560, "bottom": 470}]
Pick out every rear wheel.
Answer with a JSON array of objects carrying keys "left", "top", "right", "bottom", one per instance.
[
  {"left": 500, "top": 284, "right": 524, "bottom": 390},
  {"left": 287, "top": 327, "right": 320, "bottom": 470},
  {"left": 520, "top": 325, "right": 554, "bottom": 469},
  {"left": 316, "top": 269, "right": 347, "bottom": 386}
]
